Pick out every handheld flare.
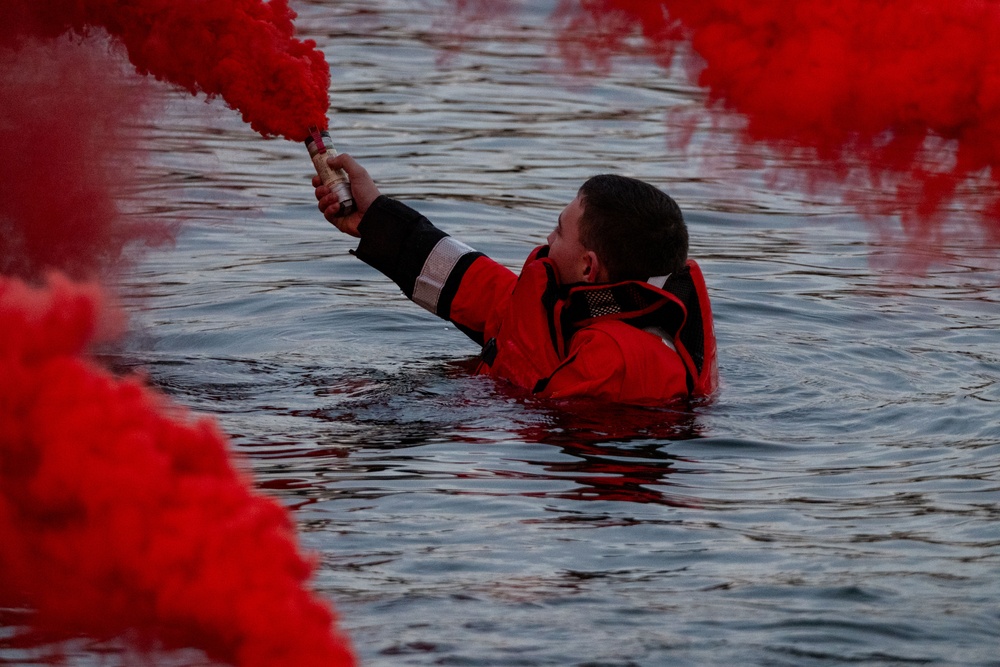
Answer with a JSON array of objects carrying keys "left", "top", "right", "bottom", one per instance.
[{"left": 306, "top": 126, "right": 355, "bottom": 217}]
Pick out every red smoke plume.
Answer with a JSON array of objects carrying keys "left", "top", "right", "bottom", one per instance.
[
  {"left": 0, "top": 38, "right": 172, "bottom": 282},
  {"left": 3, "top": 0, "right": 330, "bottom": 140},
  {"left": 0, "top": 273, "right": 355, "bottom": 666},
  {"left": 459, "top": 0, "right": 1000, "bottom": 240},
  {"left": 1, "top": 3, "right": 353, "bottom": 663}
]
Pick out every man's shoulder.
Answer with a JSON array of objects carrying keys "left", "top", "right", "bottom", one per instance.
[
  {"left": 570, "top": 321, "right": 690, "bottom": 403},
  {"left": 581, "top": 319, "right": 690, "bottom": 376},
  {"left": 573, "top": 320, "right": 679, "bottom": 363}
]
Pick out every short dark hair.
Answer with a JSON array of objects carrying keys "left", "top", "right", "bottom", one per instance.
[{"left": 577, "top": 175, "right": 688, "bottom": 282}]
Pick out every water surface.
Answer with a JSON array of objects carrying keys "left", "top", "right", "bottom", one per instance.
[{"left": 6, "top": 1, "right": 999, "bottom": 665}]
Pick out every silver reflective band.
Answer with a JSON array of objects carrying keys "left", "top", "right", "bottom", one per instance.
[
  {"left": 643, "top": 325, "right": 678, "bottom": 353},
  {"left": 412, "top": 236, "right": 477, "bottom": 313},
  {"left": 647, "top": 274, "right": 671, "bottom": 289}
]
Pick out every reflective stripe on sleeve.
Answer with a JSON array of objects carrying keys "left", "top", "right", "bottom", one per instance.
[{"left": 412, "top": 236, "right": 477, "bottom": 314}]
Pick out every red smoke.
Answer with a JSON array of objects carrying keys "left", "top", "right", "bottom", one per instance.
[
  {"left": 459, "top": 0, "right": 1000, "bottom": 240},
  {"left": 1, "top": 2, "right": 353, "bottom": 663},
  {"left": 3, "top": 0, "right": 330, "bottom": 140},
  {"left": 0, "top": 38, "right": 172, "bottom": 282},
  {"left": 0, "top": 273, "right": 355, "bottom": 666}
]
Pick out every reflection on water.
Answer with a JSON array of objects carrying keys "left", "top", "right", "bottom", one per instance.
[
  {"left": 5, "top": 0, "right": 999, "bottom": 666},
  {"left": 255, "top": 390, "right": 707, "bottom": 509}
]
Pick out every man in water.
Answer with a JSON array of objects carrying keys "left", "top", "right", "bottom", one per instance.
[{"left": 314, "top": 154, "right": 717, "bottom": 405}]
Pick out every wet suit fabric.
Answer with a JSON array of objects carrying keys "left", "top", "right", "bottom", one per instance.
[{"left": 353, "top": 195, "right": 718, "bottom": 405}]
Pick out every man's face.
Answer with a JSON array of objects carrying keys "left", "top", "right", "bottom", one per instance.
[{"left": 546, "top": 194, "right": 592, "bottom": 284}]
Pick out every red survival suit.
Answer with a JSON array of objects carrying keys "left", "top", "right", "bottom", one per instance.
[{"left": 352, "top": 196, "right": 718, "bottom": 405}]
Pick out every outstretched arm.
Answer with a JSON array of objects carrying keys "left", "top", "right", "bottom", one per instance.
[{"left": 314, "top": 160, "right": 518, "bottom": 347}]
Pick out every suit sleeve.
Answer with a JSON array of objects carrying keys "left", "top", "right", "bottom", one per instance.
[{"left": 353, "top": 195, "right": 516, "bottom": 345}]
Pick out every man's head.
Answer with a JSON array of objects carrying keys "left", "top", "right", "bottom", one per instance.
[{"left": 546, "top": 175, "right": 688, "bottom": 285}]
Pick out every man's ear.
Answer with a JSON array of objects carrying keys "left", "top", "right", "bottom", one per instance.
[{"left": 582, "top": 250, "right": 603, "bottom": 283}]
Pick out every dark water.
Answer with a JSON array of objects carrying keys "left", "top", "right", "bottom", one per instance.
[{"left": 7, "top": 1, "right": 1000, "bottom": 665}]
